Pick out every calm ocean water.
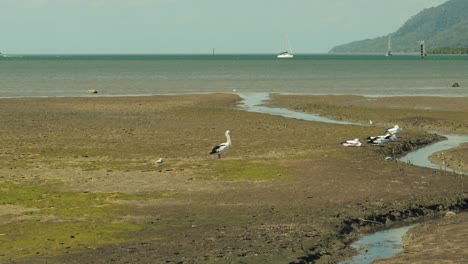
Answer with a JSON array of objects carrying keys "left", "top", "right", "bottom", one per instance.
[{"left": 1, "top": 54, "right": 467, "bottom": 98}]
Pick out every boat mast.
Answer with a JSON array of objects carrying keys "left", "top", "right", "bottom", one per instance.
[
  {"left": 285, "top": 33, "right": 293, "bottom": 54},
  {"left": 386, "top": 35, "right": 392, "bottom": 56},
  {"left": 277, "top": 34, "right": 294, "bottom": 58}
]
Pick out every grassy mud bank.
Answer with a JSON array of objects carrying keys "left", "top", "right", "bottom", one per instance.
[
  {"left": 374, "top": 211, "right": 468, "bottom": 264},
  {"left": 0, "top": 93, "right": 466, "bottom": 264},
  {"left": 267, "top": 94, "right": 468, "bottom": 174},
  {"left": 266, "top": 93, "right": 468, "bottom": 263}
]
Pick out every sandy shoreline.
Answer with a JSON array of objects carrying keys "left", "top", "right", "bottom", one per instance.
[{"left": 0, "top": 93, "right": 467, "bottom": 263}]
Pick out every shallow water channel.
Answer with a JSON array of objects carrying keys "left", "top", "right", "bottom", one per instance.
[
  {"left": 238, "top": 92, "right": 357, "bottom": 125},
  {"left": 338, "top": 225, "right": 416, "bottom": 264},
  {"left": 399, "top": 134, "right": 468, "bottom": 175},
  {"left": 238, "top": 92, "right": 468, "bottom": 264}
]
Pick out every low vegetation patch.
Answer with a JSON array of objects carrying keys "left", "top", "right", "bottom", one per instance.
[
  {"left": 199, "top": 160, "right": 294, "bottom": 181},
  {"left": 0, "top": 181, "right": 176, "bottom": 261},
  {"left": 0, "top": 221, "right": 140, "bottom": 260}
]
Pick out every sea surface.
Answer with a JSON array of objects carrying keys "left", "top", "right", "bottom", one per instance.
[{"left": 1, "top": 54, "right": 467, "bottom": 98}]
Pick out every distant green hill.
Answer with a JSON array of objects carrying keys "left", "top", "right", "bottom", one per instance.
[{"left": 329, "top": 0, "right": 468, "bottom": 54}]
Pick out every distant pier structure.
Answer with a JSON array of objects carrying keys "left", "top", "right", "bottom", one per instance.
[{"left": 420, "top": 41, "right": 427, "bottom": 58}]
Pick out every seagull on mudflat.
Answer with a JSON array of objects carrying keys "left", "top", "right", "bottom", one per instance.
[
  {"left": 386, "top": 125, "right": 402, "bottom": 135},
  {"left": 156, "top": 158, "right": 164, "bottom": 165},
  {"left": 209, "top": 130, "right": 232, "bottom": 159},
  {"left": 341, "top": 138, "right": 362, "bottom": 147}
]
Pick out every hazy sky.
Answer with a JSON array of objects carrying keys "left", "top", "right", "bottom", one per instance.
[{"left": 1, "top": 0, "right": 448, "bottom": 54}]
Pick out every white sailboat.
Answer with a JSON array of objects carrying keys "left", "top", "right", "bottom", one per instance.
[{"left": 277, "top": 34, "right": 293, "bottom": 58}]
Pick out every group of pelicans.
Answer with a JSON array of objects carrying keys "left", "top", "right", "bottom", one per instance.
[
  {"left": 209, "top": 125, "right": 403, "bottom": 158},
  {"left": 156, "top": 125, "right": 402, "bottom": 164},
  {"left": 208, "top": 125, "right": 403, "bottom": 158},
  {"left": 341, "top": 125, "right": 402, "bottom": 147},
  {"left": 207, "top": 125, "right": 402, "bottom": 159}
]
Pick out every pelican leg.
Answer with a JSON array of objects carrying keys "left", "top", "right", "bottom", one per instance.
[{"left": 217, "top": 154, "right": 221, "bottom": 159}]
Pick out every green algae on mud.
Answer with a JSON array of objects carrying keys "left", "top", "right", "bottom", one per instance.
[
  {"left": 0, "top": 181, "right": 180, "bottom": 261},
  {"left": 0, "top": 221, "right": 141, "bottom": 260},
  {"left": 0, "top": 182, "right": 118, "bottom": 217},
  {"left": 197, "top": 159, "right": 294, "bottom": 181}
]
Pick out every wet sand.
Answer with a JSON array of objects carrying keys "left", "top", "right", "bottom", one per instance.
[{"left": 0, "top": 93, "right": 466, "bottom": 264}]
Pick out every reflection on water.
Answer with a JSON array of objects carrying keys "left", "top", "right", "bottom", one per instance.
[{"left": 338, "top": 225, "right": 415, "bottom": 264}]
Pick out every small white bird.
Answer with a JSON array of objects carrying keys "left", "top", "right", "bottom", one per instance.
[
  {"left": 209, "top": 130, "right": 232, "bottom": 159},
  {"left": 342, "top": 138, "right": 362, "bottom": 147},
  {"left": 156, "top": 158, "right": 164, "bottom": 165},
  {"left": 386, "top": 125, "right": 402, "bottom": 135},
  {"left": 369, "top": 120, "right": 373, "bottom": 125}
]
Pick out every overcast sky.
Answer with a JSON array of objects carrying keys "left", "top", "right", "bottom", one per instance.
[{"left": 1, "top": 0, "right": 448, "bottom": 54}]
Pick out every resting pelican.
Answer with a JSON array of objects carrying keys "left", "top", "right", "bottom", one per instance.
[
  {"left": 386, "top": 125, "right": 402, "bottom": 135},
  {"left": 341, "top": 138, "right": 362, "bottom": 147},
  {"left": 367, "top": 134, "right": 392, "bottom": 145},
  {"left": 209, "top": 130, "right": 232, "bottom": 159}
]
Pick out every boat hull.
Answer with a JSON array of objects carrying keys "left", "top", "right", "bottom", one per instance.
[{"left": 277, "top": 53, "right": 293, "bottom": 58}]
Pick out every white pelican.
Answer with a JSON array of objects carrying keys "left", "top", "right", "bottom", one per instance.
[
  {"left": 209, "top": 130, "right": 232, "bottom": 159},
  {"left": 386, "top": 125, "right": 402, "bottom": 135},
  {"left": 342, "top": 138, "right": 362, "bottom": 147},
  {"left": 156, "top": 158, "right": 164, "bottom": 165},
  {"left": 367, "top": 134, "right": 392, "bottom": 145}
]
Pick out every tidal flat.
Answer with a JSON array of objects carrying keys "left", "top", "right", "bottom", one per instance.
[{"left": 0, "top": 93, "right": 466, "bottom": 264}]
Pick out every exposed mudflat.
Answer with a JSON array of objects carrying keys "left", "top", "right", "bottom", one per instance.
[{"left": 0, "top": 93, "right": 466, "bottom": 264}]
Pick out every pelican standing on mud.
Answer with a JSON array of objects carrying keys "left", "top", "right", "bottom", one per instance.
[{"left": 210, "top": 130, "right": 232, "bottom": 159}]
